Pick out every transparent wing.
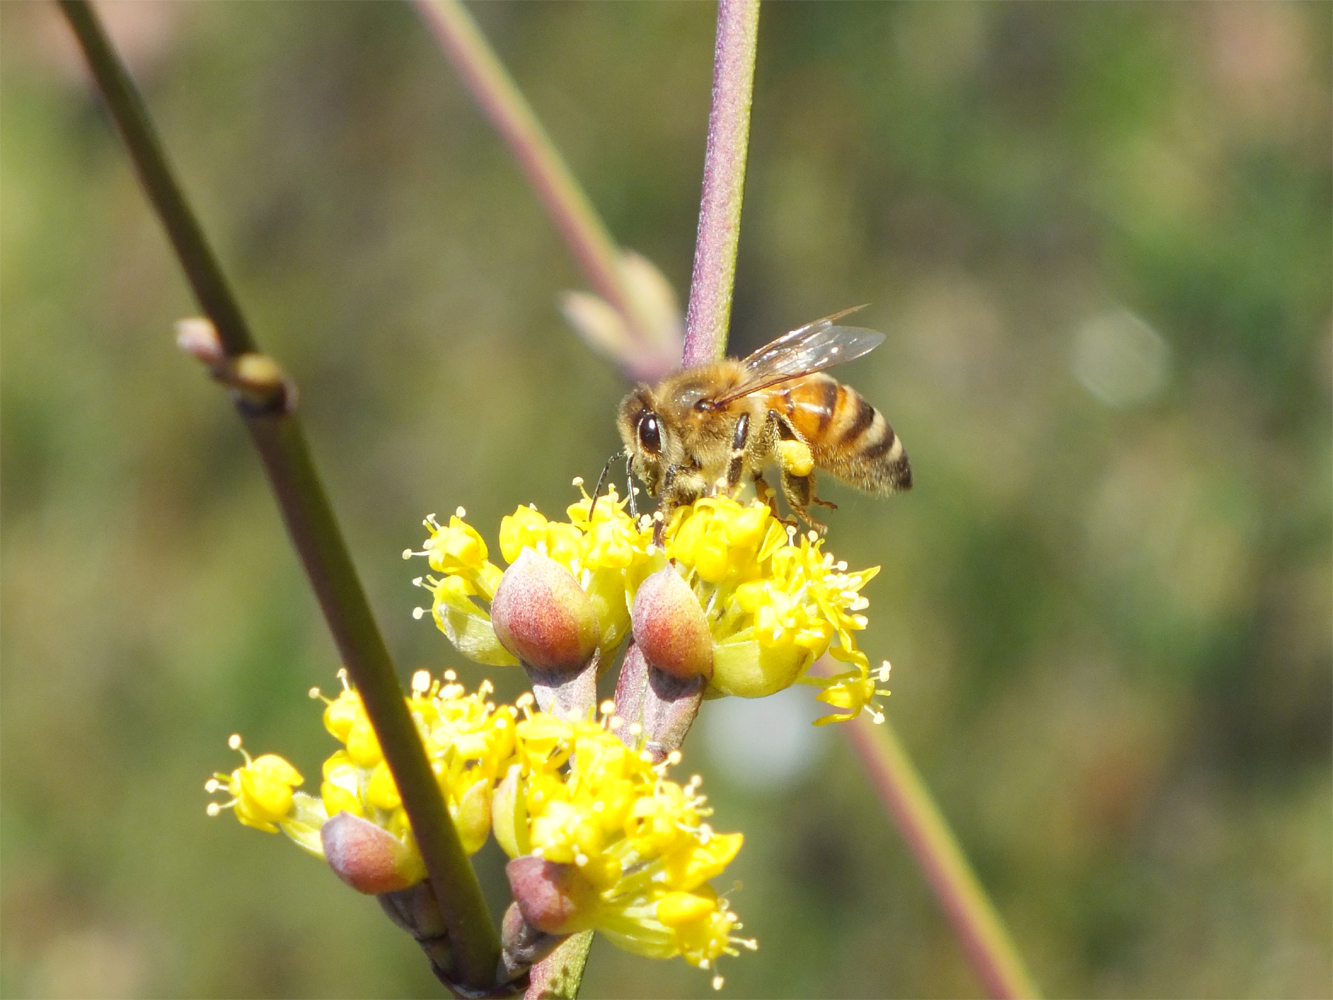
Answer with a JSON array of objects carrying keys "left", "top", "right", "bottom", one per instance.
[{"left": 716, "top": 307, "right": 884, "bottom": 403}]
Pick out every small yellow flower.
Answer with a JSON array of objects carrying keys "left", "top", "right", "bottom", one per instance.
[
  {"left": 206, "top": 735, "right": 304, "bottom": 833},
  {"left": 808, "top": 657, "right": 893, "bottom": 726}
]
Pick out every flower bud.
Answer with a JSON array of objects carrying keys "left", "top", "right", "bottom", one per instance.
[
  {"left": 321, "top": 812, "right": 426, "bottom": 894},
  {"left": 491, "top": 550, "right": 601, "bottom": 673},
  {"left": 506, "top": 855, "right": 600, "bottom": 935},
  {"left": 631, "top": 566, "right": 714, "bottom": 680},
  {"left": 709, "top": 639, "right": 810, "bottom": 698}
]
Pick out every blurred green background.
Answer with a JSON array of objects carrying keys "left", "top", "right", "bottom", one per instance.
[{"left": 2, "top": 2, "right": 1329, "bottom": 997}]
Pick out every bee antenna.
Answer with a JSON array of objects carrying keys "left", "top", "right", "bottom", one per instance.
[{"left": 589, "top": 450, "right": 627, "bottom": 521}]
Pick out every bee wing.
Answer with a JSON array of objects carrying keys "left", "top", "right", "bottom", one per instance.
[{"left": 716, "top": 307, "right": 885, "bottom": 403}]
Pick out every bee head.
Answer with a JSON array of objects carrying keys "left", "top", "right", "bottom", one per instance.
[{"left": 616, "top": 388, "right": 665, "bottom": 496}]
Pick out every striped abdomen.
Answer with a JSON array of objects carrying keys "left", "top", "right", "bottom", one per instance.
[{"left": 766, "top": 373, "right": 911, "bottom": 494}]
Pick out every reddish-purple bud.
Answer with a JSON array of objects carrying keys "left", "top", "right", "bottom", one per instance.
[
  {"left": 321, "top": 812, "right": 425, "bottom": 895},
  {"left": 491, "top": 551, "right": 601, "bottom": 673},
  {"left": 631, "top": 566, "right": 714, "bottom": 680},
  {"left": 506, "top": 856, "right": 600, "bottom": 935}
]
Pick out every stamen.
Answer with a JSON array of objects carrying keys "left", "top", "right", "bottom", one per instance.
[{"left": 455, "top": 506, "right": 467, "bottom": 519}]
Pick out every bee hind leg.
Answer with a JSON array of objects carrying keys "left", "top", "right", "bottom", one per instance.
[{"left": 779, "top": 468, "right": 828, "bottom": 537}]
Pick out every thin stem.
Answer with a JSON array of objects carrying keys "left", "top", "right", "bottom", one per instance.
[
  {"left": 682, "top": 0, "right": 760, "bottom": 367},
  {"left": 415, "top": 0, "right": 653, "bottom": 343},
  {"left": 60, "top": 2, "right": 502, "bottom": 989},
  {"left": 843, "top": 715, "right": 1041, "bottom": 1000},
  {"left": 245, "top": 418, "right": 501, "bottom": 988}
]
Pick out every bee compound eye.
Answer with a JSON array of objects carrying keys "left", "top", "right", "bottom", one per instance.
[{"left": 638, "top": 413, "right": 662, "bottom": 454}]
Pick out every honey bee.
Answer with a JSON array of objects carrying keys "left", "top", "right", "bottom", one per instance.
[{"left": 614, "top": 307, "right": 910, "bottom": 533}]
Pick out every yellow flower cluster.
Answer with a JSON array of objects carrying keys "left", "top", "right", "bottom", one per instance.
[
  {"left": 208, "top": 673, "right": 752, "bottom": 986},
  {"left": 412, "top": 487, "right": 658, "bottom": 668},
  {"left": 207, "top": 669, "right": 518, "bottom": 877},
  {"left": 664, "top": 495, "right": 879, "bottom": 701},
  {"left": 495, "top": 698, "right": 754, "bottom": 985},
  {"left": 412, "top": 488, "right": 891, "bottom": 723}
]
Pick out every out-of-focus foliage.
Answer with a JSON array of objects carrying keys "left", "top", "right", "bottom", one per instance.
[{"left": 2, "top": 2, "right": 1328, "bottom": 997}]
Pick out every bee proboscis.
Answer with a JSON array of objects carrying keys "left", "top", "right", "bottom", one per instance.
[{"left": 613, "top": 306, "right": 910, "bottom": 533}]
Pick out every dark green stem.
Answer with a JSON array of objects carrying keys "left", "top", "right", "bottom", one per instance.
[{"left": 59, "top": 1, "right": 500, "bottom": 989}]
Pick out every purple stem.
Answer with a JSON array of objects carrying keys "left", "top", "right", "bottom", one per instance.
[
  {"left": 843, "top": 716, "right": 1040, "bottom": 999},
  {"left": 681, "top": 0, "right": 761, "bottom": 367}
]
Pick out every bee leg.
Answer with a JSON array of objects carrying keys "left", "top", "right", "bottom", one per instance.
[
  {"left": 724, "top": 412, "right": 751, "bottom": 495},
  {"left": 624, "top": 453, "right": 637, "bottom": 519},
  {"left": 658, "top": 462, "right": 707, "bottom": 543},
  {"left": 752, "top": 472, "right": 779, "bottom": 511},
  {"left": 780, "top": 466, "right": 828, "bottom": 536}
]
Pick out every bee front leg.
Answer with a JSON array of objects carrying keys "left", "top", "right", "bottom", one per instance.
[{"left": 725, "top": 412, "right": 750, "bottom": 494}]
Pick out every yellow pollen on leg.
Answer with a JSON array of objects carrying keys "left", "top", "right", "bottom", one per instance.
[{"left": 778, "top": 439, "right": 814, "bottom": 477}]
